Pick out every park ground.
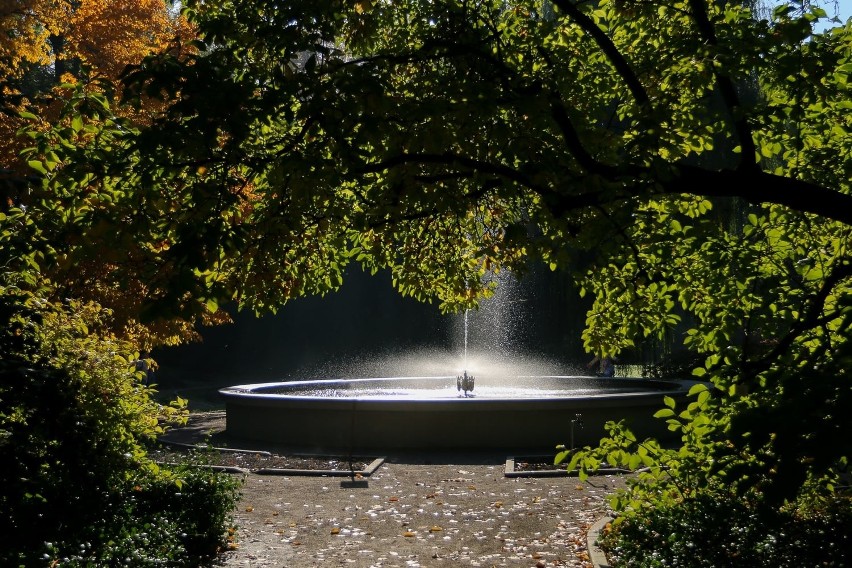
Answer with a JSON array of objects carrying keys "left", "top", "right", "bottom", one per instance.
[{"left": 164, "top": 412, "right": 625, "bottom": 567}]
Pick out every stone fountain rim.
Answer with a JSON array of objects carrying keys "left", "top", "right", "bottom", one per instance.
[{"left": 219, "top": 376, "right": 701, "bottom": 406}]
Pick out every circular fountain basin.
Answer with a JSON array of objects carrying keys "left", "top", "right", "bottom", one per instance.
[{"left": 219, "top": 376, "right": 700, "bottom": 453}]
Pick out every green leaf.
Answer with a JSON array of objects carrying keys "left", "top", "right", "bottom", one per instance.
[
  {"left": 27, "top": 160, "right": 47, "bottom": 175},
  {"left": 628, "top": 454, "right": 642, "bottom": 470}
]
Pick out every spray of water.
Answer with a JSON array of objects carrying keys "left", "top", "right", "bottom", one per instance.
[
  {"left": 287, "top": 269, "right": 578, "bottom": 383},
  {"left": 463, "top": 308, "right": 469, "bottom": 371}
]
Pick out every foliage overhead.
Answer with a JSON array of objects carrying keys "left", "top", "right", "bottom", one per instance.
[
  {"left": 13, "top": 0, "right": 848, "bottom": 359},
  {"left": 31, "top": 0, "right": 841, "bottom": 313}
]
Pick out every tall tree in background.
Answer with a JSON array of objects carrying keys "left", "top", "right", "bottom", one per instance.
[
  {"left": 1, "top": 0, "right": 207, "bottom": 347},
  {"left": 1, "top": 0, "right": 193, "bottom": 169}
]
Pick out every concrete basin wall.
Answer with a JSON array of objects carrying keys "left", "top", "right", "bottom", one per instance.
[{"left": 219, "top": 377, "right": 698, "bottom": 453}]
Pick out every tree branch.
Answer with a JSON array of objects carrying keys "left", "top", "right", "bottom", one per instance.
[
  {"left": 358, "top": 152, "right": 852, "bottom": 227},
  {"left": 745, "top": 257, "right": 852, "bottom": 376},
  {"left": 356, "top": 151, "right": 543, "bottom": 191},
  {"left": 661, "top": 165, "right": 852, "bottom": 226},
  {"left": 686, "top": 0, "right": 758, "bottom": 171},
  {"left": 548, "top": 0, "right": 652, "bottom": 111}
]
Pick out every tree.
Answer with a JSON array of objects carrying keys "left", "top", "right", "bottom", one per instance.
[
  {"left": 1, "top": 1, "right": 209, "bottom": 348},
  {"left": 1, "top": 0, "right": 193, "bottom": 170},
  {"left": 1, "top": 0, "right": 185, "bottom": 83},
  {"left": 97, "top": 0, "right": 850, "bottom": 305},
  {"left": 0, "top": 4, "right": 242, "bottom": 565},
  {"left": 1, "top": 0, "right": 192, "bottom": 196},
  {"left": 7, "top": 0, "right": 852, "bottom": 563}
]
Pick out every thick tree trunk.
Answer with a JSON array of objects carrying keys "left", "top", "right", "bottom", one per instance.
[{"left": 48, "top": 35, "right": 66, "bottom": 84}]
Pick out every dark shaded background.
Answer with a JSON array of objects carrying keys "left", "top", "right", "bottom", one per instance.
[{"left": 152, "top": 266, "right": 591, "bottom": 406}]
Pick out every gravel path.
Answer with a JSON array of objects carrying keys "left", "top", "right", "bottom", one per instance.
[
  {"left": 215, "top": 460, "right": 623, "bottom": 568},
  {"left": 163, "top": 413, "right": 624, "bottom": 568}
]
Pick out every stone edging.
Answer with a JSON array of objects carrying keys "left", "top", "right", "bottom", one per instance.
[
  {"left": 504, "top": 457, "right": 576, "bottom": 478},
  {"left": 156, "top": 439, "right": 386, "bottom": 477},
  {"left": 253, "top": 457, "right": 385, "bottom": 477},
  {"left": 156, "top": 456, "right": 386, "bottom": 477},
  {"left": 587, "top": 516, "right": 613, "bottom": 568}
]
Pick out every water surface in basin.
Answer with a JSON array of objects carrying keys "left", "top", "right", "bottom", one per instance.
[{"left": 238, "top": 376, "right": 679, "bottom": 400}]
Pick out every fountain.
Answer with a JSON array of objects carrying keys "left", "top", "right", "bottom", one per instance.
[
  {"left": 456, "top": 369, "right": 475, "bottom": 396},
  {"left": 219, "top": 375, "right": 698, "bottom": 452},
  {"left": 218, "top": 271, "right": 700, "bottom": 453}
]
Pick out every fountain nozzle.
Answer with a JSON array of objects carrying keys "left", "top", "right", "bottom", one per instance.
[{"left": 457, "top": 370, "right": 475, "bottom": 397}]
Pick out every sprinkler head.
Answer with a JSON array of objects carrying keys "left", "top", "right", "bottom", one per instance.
[{"left": 456, "top": 371, "right": 475, "bottom": 396}]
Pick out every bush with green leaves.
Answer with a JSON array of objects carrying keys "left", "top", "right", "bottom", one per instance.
[
  {"left": 598, "top": 492, "right": 851, "bottom": 568},
  {"left": 30, "top": 462, "right": 243, "bottom": 567},
  {"left": 0, "top": 288, "right": 241, "bottom": 567},
  {"left": 561, "top": 338, "right": 851, "bottom": 565}
]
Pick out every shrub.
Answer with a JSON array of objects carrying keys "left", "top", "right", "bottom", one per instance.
[
  {"left": 31, "top": 463, "right": 242, "bottom": 567},
  {"left": 0, "top": 290, "right": 242, "bottom": 566},
  {"left": 599, "top": 493, "right": 852, "bottom": 568}
]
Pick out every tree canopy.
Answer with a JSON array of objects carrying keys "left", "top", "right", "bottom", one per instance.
[
  {"left": 1, "top": 0, "right": 193, "bottom": 165},
  {"left": 41, "top": 0, "right": 847, "bottom": 312}
]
